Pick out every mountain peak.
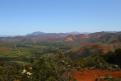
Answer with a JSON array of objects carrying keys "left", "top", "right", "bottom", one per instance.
[{"left": 28, "top": 31, "right": 45, "bottom": 36}]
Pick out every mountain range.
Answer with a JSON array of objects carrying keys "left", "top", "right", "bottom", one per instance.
[{"left": 0, "top": 31, "right": 121, "bottom": 43}]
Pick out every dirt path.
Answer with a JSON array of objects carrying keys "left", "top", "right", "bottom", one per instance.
[{"left": 72, "top": 70, "right": 121, "bottom": 81}]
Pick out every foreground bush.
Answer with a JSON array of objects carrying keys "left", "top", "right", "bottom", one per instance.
[{"left": 32, "top": 54, "right": 76, "bottom": 81}]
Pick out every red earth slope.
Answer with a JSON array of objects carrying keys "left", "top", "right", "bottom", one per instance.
[{"left": 72, "top": 69, "right": 121, "bottom": 81}]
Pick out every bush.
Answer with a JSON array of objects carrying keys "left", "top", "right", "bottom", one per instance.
[
  {"left": 79, "top": 55, "right": 110, "bottom": 69},
  {"left": 32, "top": 54, "right": 76, "bottom": 81}
]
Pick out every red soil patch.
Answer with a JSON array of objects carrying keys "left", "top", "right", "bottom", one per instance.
[{"left": 72, "top": 69, "right": 121, "bottom": 81}]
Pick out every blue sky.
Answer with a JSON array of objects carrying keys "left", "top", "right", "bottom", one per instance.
[{"left": 0, "top": 0, "right": 121, "bottom": 35}]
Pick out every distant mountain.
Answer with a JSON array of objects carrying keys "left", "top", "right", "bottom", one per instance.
[
  {"left": 0, "top": 31, "right": 121, "bottom": 43},
  {"left": 28, "top": 31, "right": 45, "bottom": 36}
]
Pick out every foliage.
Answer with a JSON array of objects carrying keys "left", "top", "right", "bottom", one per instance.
[
  {"left": 0, "top": 62, "right": 22, "bottom": 81},
  {"left": 104, "top": 48, "right": 121, "bottom": 67},
  {"left": 78, "top": 55, "right": 110, "bottom": 69},
  {"left": 32, "top": 54, "right": 76, "bottom": 81}
]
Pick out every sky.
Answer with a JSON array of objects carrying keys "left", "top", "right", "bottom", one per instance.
[{"left": 0, "top": 0, "right": 121, "bottom": 35}]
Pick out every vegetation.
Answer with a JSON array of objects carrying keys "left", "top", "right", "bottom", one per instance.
[
  {"left": 32, "top": 54, "right": 76, "bottom": 81},
  {"left": 0, "top": 32, "right": 121, "bottom": 81}
]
